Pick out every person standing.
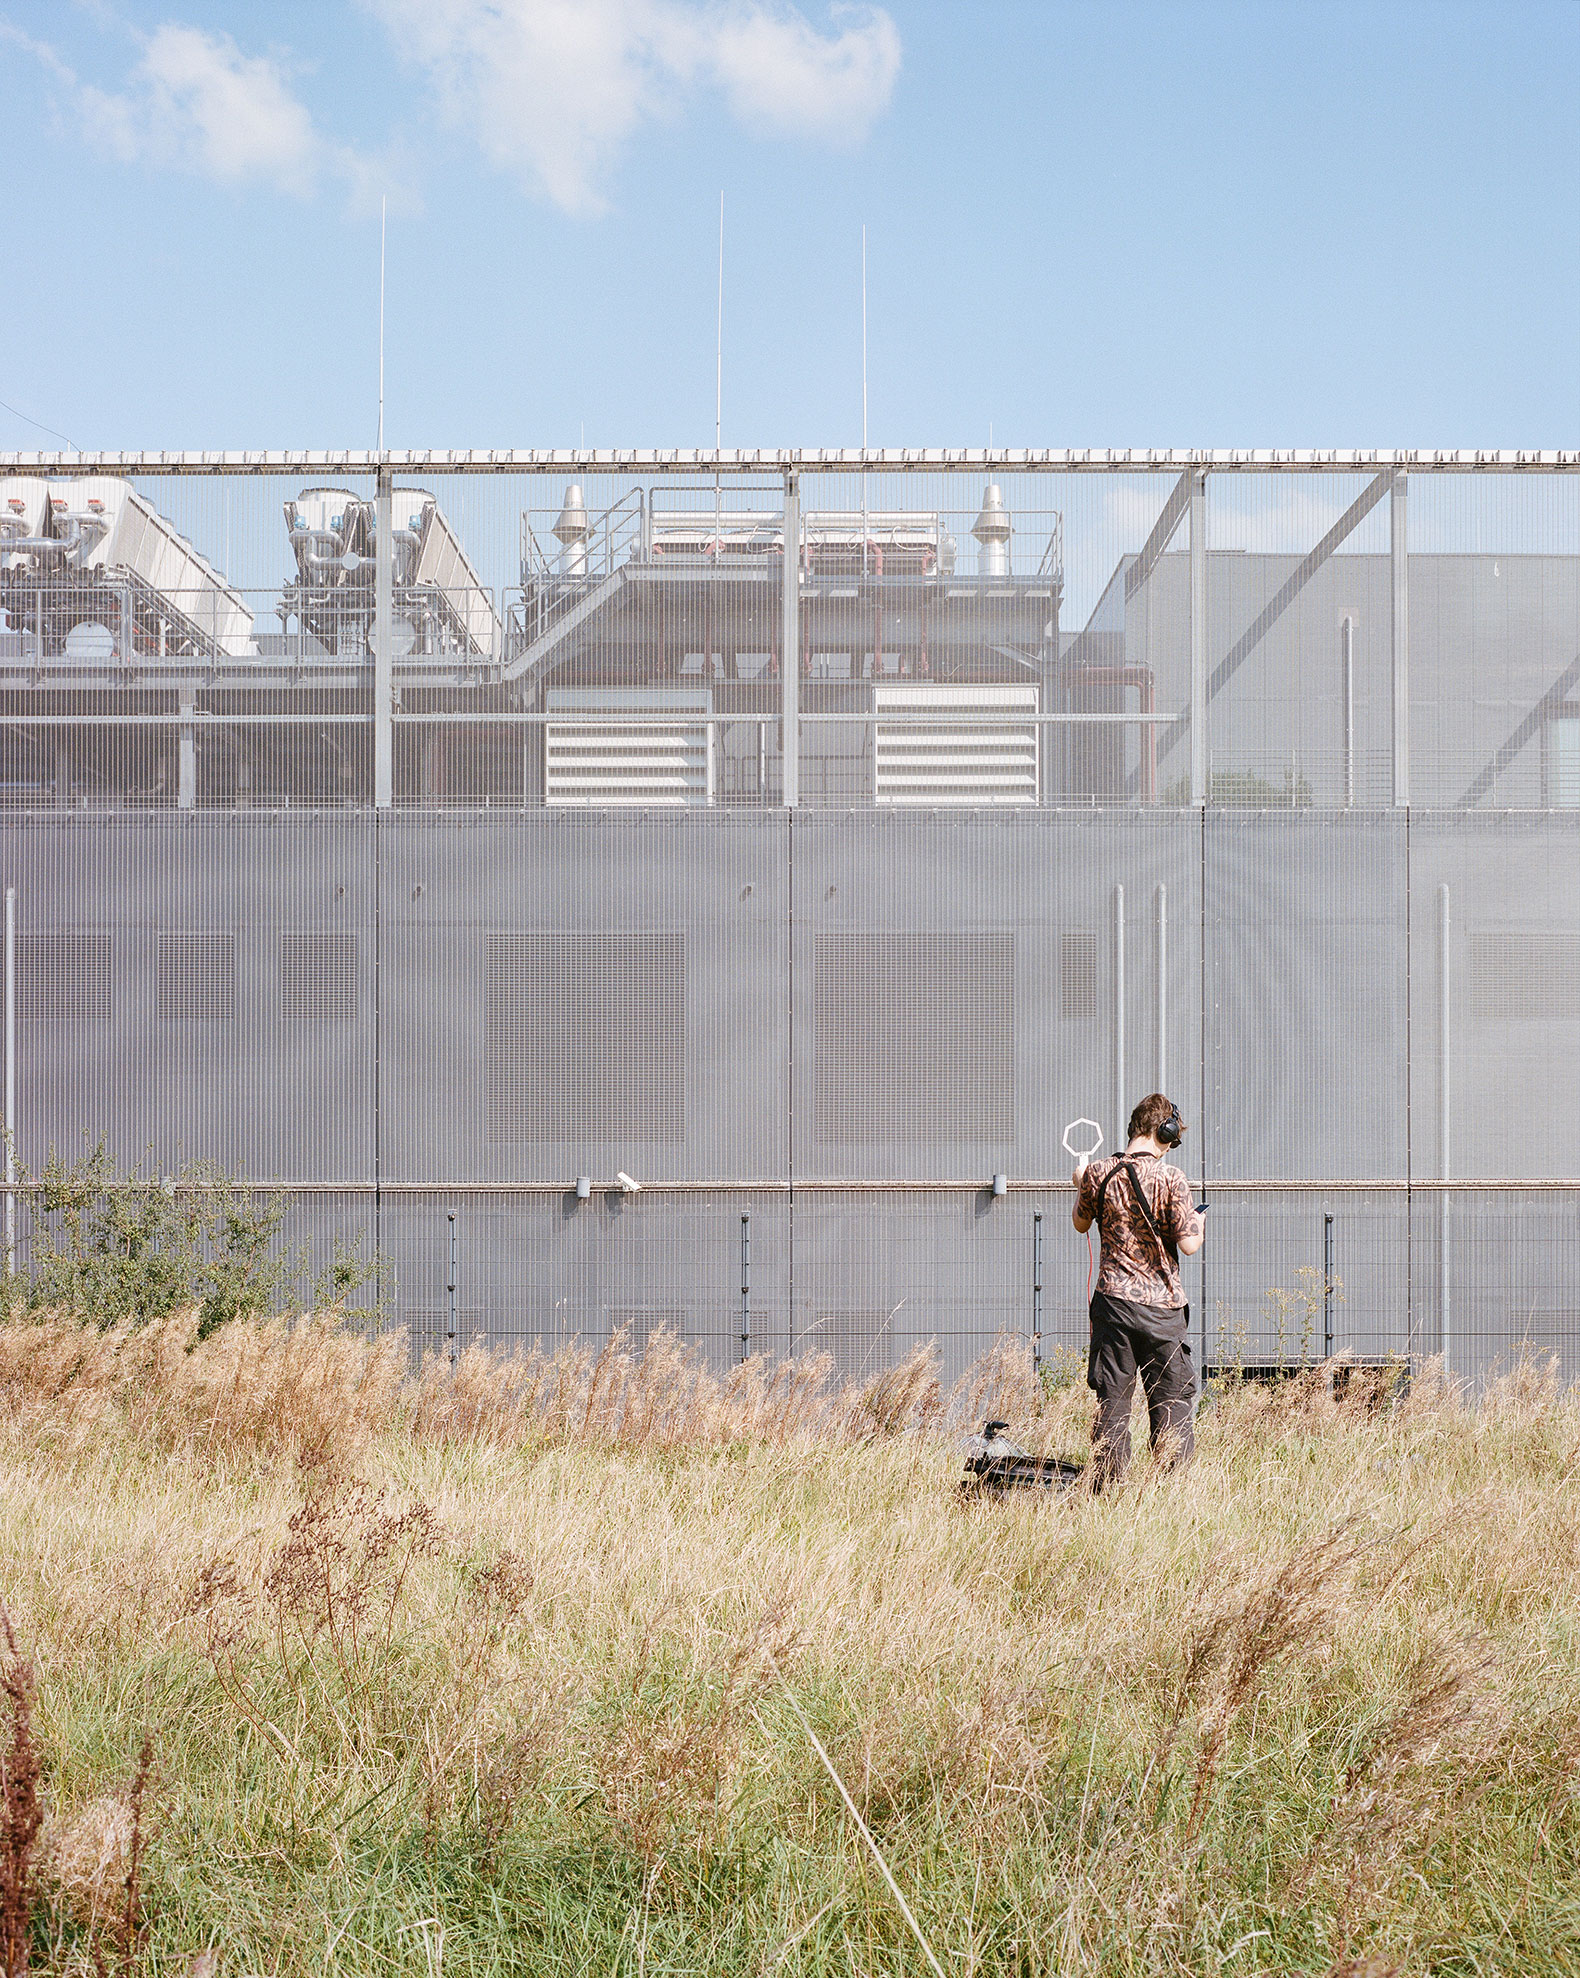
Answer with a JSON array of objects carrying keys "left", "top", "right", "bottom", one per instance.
[{"left": 1071, "top": 1092, "right": 1205, "bottom": 1487}]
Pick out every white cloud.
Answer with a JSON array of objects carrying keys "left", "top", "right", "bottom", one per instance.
[
  {"left": 363, "top": 0, "right": 901, "bottom": 215},
  {"left": 706, "top": 5, "right": 901, "bottom": 134},
  {"left": 79, "top": 25, "right": 322, "bottom": 189},
  {"left": 60, "top": 22, "right": 400, "bottom": 208}
]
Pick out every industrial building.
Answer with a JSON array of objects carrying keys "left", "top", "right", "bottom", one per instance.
[{"left": 2, "top": 448, "right": 1577, "bottom": 1383}]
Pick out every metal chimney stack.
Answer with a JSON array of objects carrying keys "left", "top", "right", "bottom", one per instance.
[
  {"left": 553, "top": 484, "right": 590, "bottom": 577},
  {"left": 972, "top": 483, "right": 1011, "bottom": 577}
]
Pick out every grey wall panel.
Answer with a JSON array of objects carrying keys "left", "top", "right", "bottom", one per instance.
[
  {"left": 1409, "top": 814, "right": 1580, "bottom": 1180},
  {"left": 376, "top": 811, "right": 788, "bottom": 1184},
  {"left": 1138, "top": 550, "right": 1580, "bottom": 812},
  {"left": 1205, "top": 811, "right": 1408, "bottom": 1182},
  {"left": 789, "top": 811, "right": 1203, "bottom": 1182},
  {"left": 0, "top": 814, "right": 376, "bottom": 1182},
  {"left": 1, "top": 802, "right": 1573, "bottom": 1388}
]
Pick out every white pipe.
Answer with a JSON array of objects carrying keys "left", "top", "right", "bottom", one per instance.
[
  {"left": 1392, "top": 474, "right": 1409, "bottom": 807},
  {"left": 4, "top": 887, "right": 14, "bottom": 1277},
  {"left": 1439, "top": 882, "right": 1451, "bottom": 1374},
  {"left": 1154, "top": 882, "right": 1167, "bottom": 1098},
  {"left": 1114, "top": 883, "right": 1126, "bottom": 1148}
]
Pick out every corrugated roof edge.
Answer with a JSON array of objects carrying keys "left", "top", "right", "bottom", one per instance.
[{"left": 1, "top": 449, "right": 1577, "bottom": 476}]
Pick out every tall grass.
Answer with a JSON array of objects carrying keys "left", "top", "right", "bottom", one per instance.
[{"left": 0, "top": 1311, "right": 1577, "bottom": 1975}]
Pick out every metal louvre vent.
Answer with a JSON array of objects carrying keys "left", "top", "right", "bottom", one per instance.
[
  {"left": 281, "top": 932, "right": 359, "bottom": 1020},
  {"left": 812, "top": 932, "right": 1015, "bottom": 1144},
  {"left": 1465, "top": 929, "right": 1580, "bottom": 1023},
  {"left": 157, "top": 932, "right": 235, "bottom": 1020},
  {"left": 545, "top": 691, "right": 714, "bottom": 807},
  {"left": 486, "top": 932, "right": 687, "bottom": 1143},
  {"left": 1061, "top": 930, "right": 1098, "bottom": 1018},
  {"left": 545, "top": 724, "right": 713, "bottom": 806},
  {"left": 873, "top": 684, "right": 1038, "bottom": 807},
  {"left": 17, "top": 933, "right": 113, "bottom": 1020}
]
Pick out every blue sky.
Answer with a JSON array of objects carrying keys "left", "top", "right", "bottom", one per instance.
[{"left": 1, "top": 0, "right": 1577, "bottom": 453}]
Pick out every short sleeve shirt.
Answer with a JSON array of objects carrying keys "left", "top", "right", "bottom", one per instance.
[{"left": 1076, "top": 1152, "right": 1198, "bottom": 1308}]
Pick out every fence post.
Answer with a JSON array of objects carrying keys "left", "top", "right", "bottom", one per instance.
[
  {"left": 446, "top": 1210, "right": 457, "bottom": 1370},
  {"left": 1032, "top": 1211, "right": 1043, "bottom": 1376},
  {"left": 740, "top": 1213, "right": 751, "bottom": 1363},
  {"left": 1323, "top": 1212, "right": 1334, "bottom": 1359}
]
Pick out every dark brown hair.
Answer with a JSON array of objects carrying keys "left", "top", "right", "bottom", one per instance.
[{"left": 1127, "top": 1092, "right": 1183, "bottom": 1143}]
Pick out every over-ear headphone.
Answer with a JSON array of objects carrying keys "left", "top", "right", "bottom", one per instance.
[{"left": 1157, "top": 1104, "right": 1184, "bottom": 1147}]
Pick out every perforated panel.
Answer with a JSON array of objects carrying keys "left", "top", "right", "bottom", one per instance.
[
  {"left": 486, "top": 931, "right": 686, "bottom": 1143},
  {"left": 811, "top": 932, "right": 1014, "bottom": 1145},
  {"left": 1465, "top": 928, "right": 1580, "bottom": 1023},
  {"left": 17, "top": 932, "right": 112, "bottom": 1019},
  {"left": 608, "top": 1306, "right": 688, "bottom": 1349},
  {"left": 280, "top": 932, "right": 358, "bottom": 1020},
  {"left": 1060, "top": 930, "right": 1098, "bottom": 1019},
  {"left": 157, "top": 932, "right": 235, "bottom": 1020}
]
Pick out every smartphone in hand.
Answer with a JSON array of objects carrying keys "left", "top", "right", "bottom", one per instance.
[{"left": 1194, "top": 1202, "right": 1210, "bottom": 1215}]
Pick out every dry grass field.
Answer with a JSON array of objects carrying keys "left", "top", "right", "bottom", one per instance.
[{"left": 0, "top": 1314, "right": 1576, "bottom": 1976}]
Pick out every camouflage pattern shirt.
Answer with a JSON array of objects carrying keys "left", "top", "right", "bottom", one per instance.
[{"left": 1076, "top": 1152, "right": 1199, "bottom": 1309}]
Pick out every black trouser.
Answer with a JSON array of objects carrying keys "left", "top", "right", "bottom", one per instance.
[{"left": 1087, "top": 1290, "right": 1196, "bottom": 1487}]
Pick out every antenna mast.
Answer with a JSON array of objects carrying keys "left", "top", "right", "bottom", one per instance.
[
  {"left": 715, "top": 192, "right": 724, "bottom": 553},
  {"left": 716, "top": 191, "right": 724, "bottom": 455},
  {"left": 861, "top": 225, "right": 869, "bottom": 575},
  {"left": 377, "top": 195, "right": 387, "bottom": 453}
]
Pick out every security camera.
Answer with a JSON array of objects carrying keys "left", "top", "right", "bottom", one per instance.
[{"left": 616, "top": 1171, "right": 641, "bottom": 1194}]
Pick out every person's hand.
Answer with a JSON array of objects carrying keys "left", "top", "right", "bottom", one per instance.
[{"left": 1071, "top": 1159, "right": 1088, "bottom": 1185}]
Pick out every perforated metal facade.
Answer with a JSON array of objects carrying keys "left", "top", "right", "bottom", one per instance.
[{"left": 3, "top": 450, "right": 1578, "bottom": 1383}]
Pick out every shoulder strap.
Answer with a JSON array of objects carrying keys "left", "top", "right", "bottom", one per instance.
[{"left": 1096, "top": 1158, "right": 1177, "bottom": 1267}]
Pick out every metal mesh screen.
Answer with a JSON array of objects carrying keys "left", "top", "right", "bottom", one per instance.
[{"left": 1, "top": 451, "right": 1577, "bottom": 1384}]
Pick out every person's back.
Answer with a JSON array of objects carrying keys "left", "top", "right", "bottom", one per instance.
[{"left": 1072, "top": 1093, "right": 1205, "bottom": 1486}]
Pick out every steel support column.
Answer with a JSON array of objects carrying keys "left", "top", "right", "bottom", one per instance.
[
  {"left": 375, "top": 464, "right": 394, "bottom": 810},
  {"left": 1188, "top": 470, "right": 1208, "bottom": 805},
  {"left": 1392, "top": 472, "right": 1409, "bottom": 808},
  {"left": 782, "top": 472, "right": 800, "bottom": 807}
]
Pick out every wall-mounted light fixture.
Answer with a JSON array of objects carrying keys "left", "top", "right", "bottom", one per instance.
[
  {"left": 575, "top": 1175, "right": 591, "bottom": 1200},
  {"left": 991, "top": 1173, "right": 1007, "bottom": 1198}
]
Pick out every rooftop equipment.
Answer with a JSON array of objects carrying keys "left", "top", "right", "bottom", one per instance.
[
  {"left": 281, "top": 486, "right": 500, "bottom": 662},
  {"left": 0, "top": 476, "right": 254, "bottom": 661},
  {"left": 972, "top": 484, "right": 1012, "bottom": 577},
  {"left": 552, "top": 484, "right": 590, "bottom": 576}
]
